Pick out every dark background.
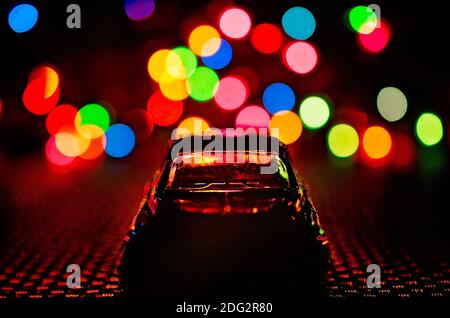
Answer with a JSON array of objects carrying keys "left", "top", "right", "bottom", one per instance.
[{"left": 0, "top": 0, "right": 449, "bottom": 302}]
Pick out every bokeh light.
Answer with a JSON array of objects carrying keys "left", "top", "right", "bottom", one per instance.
[
  {"left": 269, "top": 111, "right": 302, "bottom": 144},
  {"left": 219, "top": 8, "right": 251, "bottom": 39},
  {"left": 159, "top": 72, "right": 189, "bottom": 101},
  {"left": 8, "top": 4, "right": 38, "bottom": 33},
  {"left": 80, "top": 136, "right": 105, "bottom": 160},
  {"left": 55, "top": 129, "right": 91, "bottom": 158},
  {"left": 214, "top": 76, "right": 248, "bottom": 111},
  {"left": 283, "top": 41, "right": 318, "bottom": 74},
  {"left": 147, "top": 91, "right": 183, "bottom": 126},
  {"left": 23, "top": 66, "right": 60, "bottom": 115},
  {"left": 188, "top": 25, "right": 221, "bottom": 57},
  {"left": 124, "top": 0, "right": 155, "bottom": 21},
  {"left": 166, "top": 47, "right": 197, "bottom": 79},
  {"left": 175, "top": 117, "right": 210, "bottom": 138},
  {"left": 415, "top": 113, "right": 443, "bottom": 146},
  {"left": 186, "top": 67, "right": 219, "bottom": 102},
  {"left": 103, "top": 124, "right": 136, "bottom": 158},
  {"left": 377, "top": 87, "right": 407, "bottom": 122},
  {"left": 362, "top": 126, "right": 392, "bottom": 159},
  {"left": 46, "top": 104, "right": 78, "bottom": 135},
  {"left": 75, "top": 103, "right": 110, "bottom": 139},
  {"left": 262, "top": 83, "right": 295, "bottom": 114},
  {"left": 201, "top": 39, "right": 232, "bottom": 70},
  {"left": 235, "top": 106, "right": 270, "bottom": 129},
  {"left": 147, "top": 49, "right": 171, "bottom": 83},
  {"left": 348, "top": 5, "right": 378, "bottom": 34},
  {"left": 251, "top": 23, "right": 283, "bottom": 54},
  {"left": 299, "top": 96, "right": 331, "bottom": 129},
  {"left": 391, "top": 132, "right": 415, "bottom": 168},
  {"left": 357, "top": 20, "right": 391, "bottom": 54},
  {"left": 327, "top": 124, "right": 359, "bottom": 158},
  {"left": 124, "top": 109, "right": 154, "bottom": 141},
  {"left": 282, "top": 7, "right": 315, "bottom": 40},
  {"left": 46, "top": 136, "right": 76, "bottom": 166}
]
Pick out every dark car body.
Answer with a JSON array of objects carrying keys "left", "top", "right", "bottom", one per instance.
[{"left": 119, "top": 134, "right": 330, "bottom": 298}]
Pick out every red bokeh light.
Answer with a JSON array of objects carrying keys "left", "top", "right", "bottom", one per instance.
[
  {"left": 251, "top": 23, "right": 283, "bottom": 54},
  {"left": 124, "top": 108, "right": 154, "bottom": 141},
  {"left": 357, "top": 20, "right": 391, "bottom": 54},
  {"left": 45, "top": 104, "right": 78, "bottom": 135},
  {"left": 147, "top": 91, "right": 183, "bottom": 127},
  {"left": 283, "top": 41, "right": 318, "bottom": 74}
]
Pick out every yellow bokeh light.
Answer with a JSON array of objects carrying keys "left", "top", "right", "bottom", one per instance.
[
  {"left": 55, "top": 130, "right": 91, "bottom": 157},
  {"left": 147, "top": 49, "right": 171, "bottom": 83},
  {"left": 188, "top": 25, "right": 221, "bottom": 57},
  {"left": 269, "top": 111, "right": 303, "bottom": 144},
  {"left": 174, "top": 117, "right": 210, "bottom": 138},
  {"left": 159, "top": 71, "right": 189, "bottom": 101}
]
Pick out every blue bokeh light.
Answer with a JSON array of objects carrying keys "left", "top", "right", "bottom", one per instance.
[
  {"left": 104, "top": 124, "right": 136, "bottom": 158},
  {"left": 8, "top": 4, "right": 39, "bottom": 33},
  {"left": 262, "top": 83, "right": 296, "bottom": 114},
  {"left": 201, "top": 39, "right": 233, "bottom": 70},
  {"left": 282, "top": 7, "right": 315, "bottom": 40},
  {"left": 125, "top": 0, "right": 155, "bottom": 21}
]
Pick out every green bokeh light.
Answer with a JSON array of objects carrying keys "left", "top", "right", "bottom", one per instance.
[
  {"left": 377, "top": 87, "right": 408, "bottom": 122},
  {"left": 186, "top": 66, "right": 219, "bottom": 102},
  {"left": 166, "top": 46, "right": 197, "bottom": 79},
  {"left": 327, "top": 124, "right": 359, "bottom": 158},
  {"left": 77, "top": 103, "right": 110, "bottom": 132},
  {"left": 415, "top": 113, "right": 443, "bottom": 146},
  {"left": 299, "top": 96, "right": 331, "bottom": 129},
  {"left": 348, "top": 5, "right": 377, "bottom": 34}
]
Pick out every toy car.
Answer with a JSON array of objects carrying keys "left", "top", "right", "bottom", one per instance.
[{"left": 119, "top": 134, "right": 330, "bottom": 298}]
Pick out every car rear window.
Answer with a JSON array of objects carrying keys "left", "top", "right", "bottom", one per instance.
[{"left": 167, "top": 152, "right": 290, "bottom": 190}]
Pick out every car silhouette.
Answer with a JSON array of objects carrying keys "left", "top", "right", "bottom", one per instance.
[{"left": 119, "top": 133, "right": 330, "bottom": 298}]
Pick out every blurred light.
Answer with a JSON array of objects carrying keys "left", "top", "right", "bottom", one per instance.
[
  {"left": 377, "top": 87, "right": 407, "bottom": 122},
  {"left": 362, "top": 126, "right": 392, "bottom": 159},
  {"left": 391, "top": 132, "right": 415, "bottom": 168},
  {"left": 299, "top": 96, "right": 330, "bottom": 129},
  {"left": 348, "top": 6, "right": 378, "bottom": 34},
  {"left": 75, "top": 103, "right": 110, "bottom": 139},
  {"left": 46, "top": 136, "right": 76, "bottom": 166},
  {"left": 46, "top": 104, "right": 78, "bottom": 135},
  {"left": 202, "top": 39, "right": 232, "bottom": 70},
  {"left": 251, "top": 23, "right": 283, "bottom": 54},
  {"left": 159, "top": 72, "right": 189, "bottom": 101},
  {"left": 148, "top": 49, "right": 171, "bottom": 83},
  {"left": 357, "top": 20, "right": 391, "bottom": 54},
  {"left": 188, "top": 25, "right": 221, "bottom": 57},
  {"left": 262, "top": 82, "right": 295, "bottom": 114},
  {"left": 269, "top": 111, "right": 302, "bottom": 144},
  {"left": 23, "top": 81, "right": 60, "bottom": 116},
  {"left": 235, "top": 106, "right": 270, "bottom": 129},
  {"left": 282, "top": 7, "right": 315, "bottom": 40},
  {"left": 186, "top": 67, "right": 219, "bottom": 102},
  {"left": 125, "top": 0, "right": 155, "bottom": 21},
  {"left": 8, "top": 4, "right": 38, "bottom": 33},
  {"left": 29, "top": 66, "right": 59, "bottom": 98},
  {"left": 147, "top": 91, "right": 183, "bottom": 126},
  {"left": 55, "top": 129, "right": 91, "bottom": 157},
  {"left": 415, "top": 113, "right": 443, "bottom": 146},
  {"left": 166, "top": 47, "right": 197, "bottom": 79},
  {"left": 104, "top": 124, "right": 136, "bottom": 158},
  {"left": 219, "top": 7, "right": 251, "bottom": 39},
  {"left": 214, "top": 76, "right": 248, "bottom": 110},
  {"left": 80, "top": 136, "right": 105, "bottom": 160},
  {"left": 175, "top": 117, "right": 210, "bottom": 138},
  {"left": 124, "top": 109, "right": 154, "bottom": 141},
  {"left": 233, "top": 66, "right": 259, "bottom": 95},
  {"left": 283, "top": 41, "right": 318, "bottom": 74},
  {"left": 327, "top": 124, "right": 359, "bottom": 158}
]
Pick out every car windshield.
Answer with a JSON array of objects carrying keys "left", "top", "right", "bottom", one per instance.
[{"left": 166, "top": 152, "right": 290, "bottom": 190}]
